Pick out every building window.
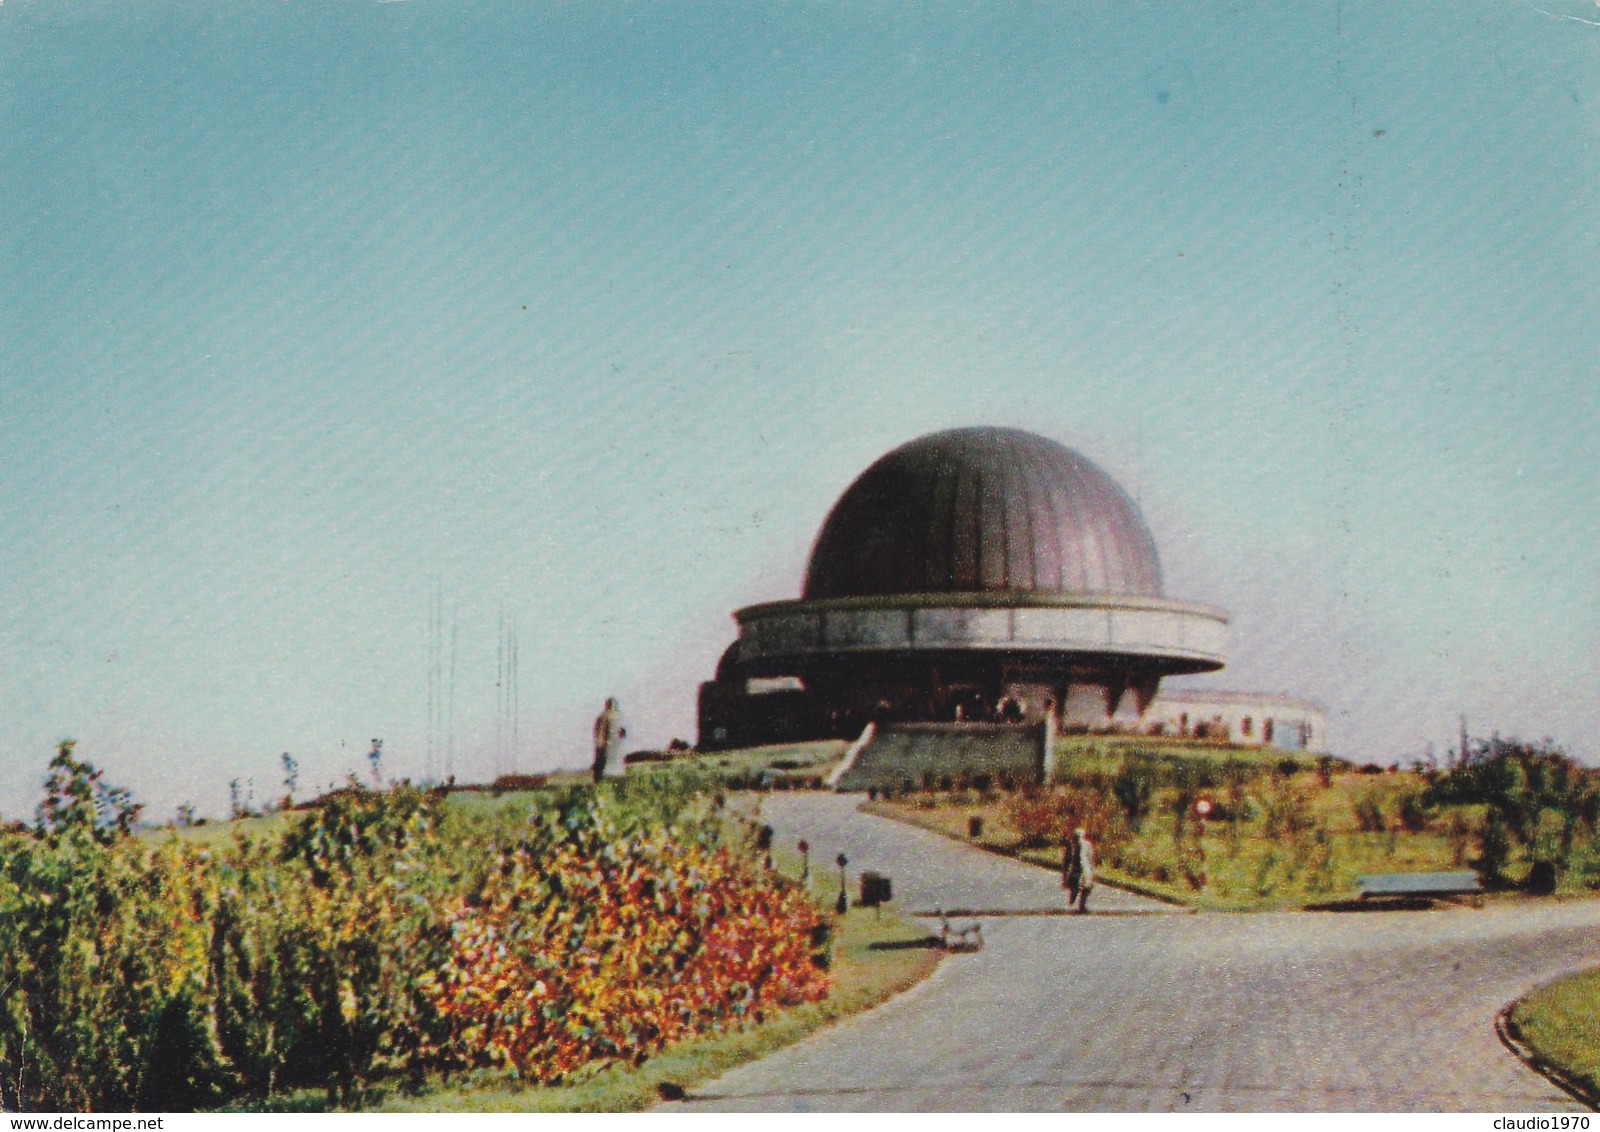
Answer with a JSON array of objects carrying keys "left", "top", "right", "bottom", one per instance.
[
  {"left": 1241, "top": 716, "right": 1253, "bottom": 737},
  {"left": 1179, "top": 713, "right": 1189, "bottom": 733},
  {"left": 1263, "top": 719, "right": 1275, "bottom": 744}
]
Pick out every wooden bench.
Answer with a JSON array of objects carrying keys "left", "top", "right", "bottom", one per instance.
[{"left": 1356, "top": 871, "right": 1482, "bottom": 905}]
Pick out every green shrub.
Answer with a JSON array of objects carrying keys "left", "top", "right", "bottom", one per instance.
[
  {"left": 0, "top": 749, "right": 821, "bottom": 1112},
  {"left": 1397, "top": 790, "right": 1432, "bottom": 834},
  {"left": 1353, "top": 793, "right": 1386, "bottom": 834},
  {"left": 1111, "top": 765, "right": 1155, "bottom": 832},
  {"left": 1477, "top": 808, "right": 1512, "bottom": 887},
  {"left": 1262, "top": 778, "right": 1313, "bottom": 844},
  {"left": 1254, "top": 848, "right": 1282, "bottom": 897}
]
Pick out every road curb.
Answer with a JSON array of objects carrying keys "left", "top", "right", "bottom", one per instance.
[
  {"left": 1495, "top": 1005, "right": 1600, "bottom": 1111},
  {"left": 905, "top": 906, "right": 1188, "bottom": 918}
]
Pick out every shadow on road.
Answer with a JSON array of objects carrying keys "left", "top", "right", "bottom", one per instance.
[
  {"left": 1304, "top": 897, "right": 1475, "bottom": 913},
  {"left": 903, "top": 906, "right": 1187, "bottom": 918},
  {"left": 867, "top": 935, "right": 944, "bottom": 951}
]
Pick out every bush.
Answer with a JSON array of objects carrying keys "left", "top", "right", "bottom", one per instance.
[
  {"left": 1306, "top": 826, "right": 1338, "bottom": 894},
  {"left": 1003, "top": 787, "right": 1124, "bottom": 853},
  {"left": 489, "top": 773, "right": 550, "bottom": 791},
  {"left": 1477, "top": 808, "right": 1512, "bottom": 887},
  {"left": 1425, "top": 736, "right": 1594, "bottom": 885},
  {"left": 1263, "top": 778, "right": 1313, "bottom": 844},
  {"left": 1397, "top": 790, "right": 1431, "bottom": 834},
  {"left": 0, "top": 751, "right": 828, "bottom": 1111},
  {"left": 1111, "top": 765, "right": 1155, "bottom": 832},
  {"left": 1353, "top": 793, "right": 1386, "bottom": 834},
  {"left": 1004, "top": 790, "right": 1061, "bottom": 848},
  {"left": 425, "top": 830, "right": 828, "bottom": 1082}
]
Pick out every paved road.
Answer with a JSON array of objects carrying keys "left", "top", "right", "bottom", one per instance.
[
  {"left": 681, "top": 794, "right": 1600, "bottom": 1112},
  {"left": 761, "top": 792, "right": 1176, "bottom": 917}
]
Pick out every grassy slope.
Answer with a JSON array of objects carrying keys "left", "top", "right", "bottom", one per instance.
[
  {"left": 869, "top": 769, "right": 1484, "bottom": 911},
  {"left": 150, "top": 809, "right": 292, "bottom": 845},
  {"left": 1507, "top": 969, "right": 1600, "bottom": 1105},
  {"left": 862, "top": 798, "right": 1187, "bottom": 904},
  {"left": 674, "top": 740, "right": 850, "bottom": 784},
  {"left": 1050, "top": 734, "right": 1320, "bottom": 778}
]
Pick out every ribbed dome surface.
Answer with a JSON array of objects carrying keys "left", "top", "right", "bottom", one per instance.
[{"left": 803, "top": 428, "right": 1163, "bottom": 600}]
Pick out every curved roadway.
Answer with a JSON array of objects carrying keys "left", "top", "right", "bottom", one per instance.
[{"left": 681, "top": 793, "right": 1600, "bottom": 1112}]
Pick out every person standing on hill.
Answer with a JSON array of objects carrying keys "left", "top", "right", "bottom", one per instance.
[{"left": 592, "top": 697, "right": 625, "bottom": 783}]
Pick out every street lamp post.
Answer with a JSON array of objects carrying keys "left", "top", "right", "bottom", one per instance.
[{"left": 835, "top": 853, "right": 849, "bottom": 915}]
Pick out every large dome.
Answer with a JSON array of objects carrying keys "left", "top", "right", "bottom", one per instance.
[{"left": 803, "top": 427, "right": 1163, "bottom": 600}]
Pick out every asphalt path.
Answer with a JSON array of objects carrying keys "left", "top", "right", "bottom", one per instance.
[
  {"left": 761, "top": 792, "right": 1174, "bottom": 917},
  {"left": 679, "top": 793, "right": 1600, "bottom": 1112}
]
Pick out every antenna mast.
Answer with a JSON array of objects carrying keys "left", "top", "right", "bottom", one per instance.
[
  {"left": 511, "top": 622, "right": 520, "bottom": 774},
  {"left": 447, "top": 604, "right": 459, "bottom": 783}
]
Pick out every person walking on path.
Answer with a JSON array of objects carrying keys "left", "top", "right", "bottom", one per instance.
[
  {"left": 592, "top": 697, "right": 625, "bottom": 783},
  {"left": 1062, "top": 827, "right": 1095, "bottom": 913}
]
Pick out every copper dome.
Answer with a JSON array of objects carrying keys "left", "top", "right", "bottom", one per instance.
[{"left": 802, "top": 427, "right": 1163, "bottom": 600}]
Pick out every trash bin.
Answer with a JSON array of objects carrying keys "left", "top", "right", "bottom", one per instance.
[
  {"left": 859, "top": 871, "right": 892, "bottom": 908},
  {"left": 967, "top": 816, "right": 984, "bottom": 839}
]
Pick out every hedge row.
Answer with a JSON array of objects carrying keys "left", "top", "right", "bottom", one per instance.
[{"left": 0, "top": 749, "right": 828, "bottom": 1111}]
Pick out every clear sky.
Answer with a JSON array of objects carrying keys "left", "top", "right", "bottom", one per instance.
[{"left": 2, "top": 1, "right": 1597, "bottom": 821}]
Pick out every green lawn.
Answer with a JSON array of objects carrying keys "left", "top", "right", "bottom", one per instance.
[
  {"left": 1050, "top": 734, "right": 1320, "bottom": 781},
  {"left": 655, "top": 740, "right": 850, "bottom": 787},
  {"left": 867, "top": 770, "right": 1496, "bottom": 911},
  {"left": 151, "top": 809, "right": 292, "bottom": 845},
  {"left": 1506, "top": 969, "right": 1600, "bottom": 1105},
  {"left": 154, "top": 787, "right": 547, "bottom": 844}
]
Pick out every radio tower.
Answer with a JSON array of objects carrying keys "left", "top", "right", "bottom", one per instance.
[
  {"left": 493, "top": 608, "right": 521, "bottom": 776},
  {"left": 511, "top": 621, "right": 520, "bottom": 773},
  {"left": 426, "top": 581, "right": 443, "bottom": 784},
  {"left": 496, "top": 604, "right": 505, "bottom": 779},
  {"left": 447, "top": 604, "right": 459, "bottom": 784}
]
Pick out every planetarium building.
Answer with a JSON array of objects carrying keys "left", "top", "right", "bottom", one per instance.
[{"left": 698, "top": 427, "right": 1230, "bottom": 750}]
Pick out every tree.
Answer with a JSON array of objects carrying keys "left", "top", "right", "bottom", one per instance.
[
  {"left": 1112, "top": 763, "right": 1154, "bottom": 832},
  {"left": 281, "top": 752, "right": 300, "bottom": 809},
  {"left": 229, "top": 778, "right": 251, "bottom": 820},
  {"left": 1425, "top": 734, "right": 1591, "bottom": 887},
  {"left": 35, "top": 739, "right": 141, "bottom": 843}
]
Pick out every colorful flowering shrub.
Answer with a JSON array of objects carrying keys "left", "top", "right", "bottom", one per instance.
[
  {"left": 425, "top": 829, "right": 829, "bottom": 1082},
  {"left": 0, "top": 753, "right": 829, "bottom": 1111}
]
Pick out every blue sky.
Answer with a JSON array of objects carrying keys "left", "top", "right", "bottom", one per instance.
[{"left": 2, "top": 1, "right": 1597, "bottom": 820}]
